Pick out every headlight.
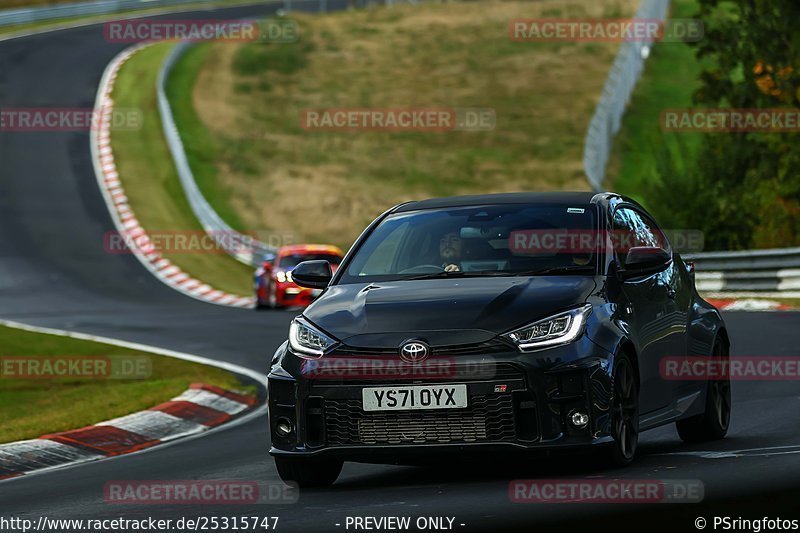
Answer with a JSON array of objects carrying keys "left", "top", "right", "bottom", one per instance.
[
  {"left": 288, "top": 317, "right": 337, "bottom": 358},
  {"left": 502, "top": 305, "right": 592, "bottom": 351},
  {"left": 276, "top": 271, "right": 287, "bottom": 283},
  {"left": 286, "top": 270, "right": 293, "bottom": 282}
]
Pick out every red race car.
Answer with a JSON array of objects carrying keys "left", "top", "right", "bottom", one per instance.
[{"left": 255, "top": 244, "right": 344, "bottom": 309}]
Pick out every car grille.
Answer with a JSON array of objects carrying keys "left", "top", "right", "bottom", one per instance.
[
  {"left": 323, "top": 395, "right": 517, "bottom": 446},
  {"left": 306, "top": 362, "right": 526, "bottom": 385},
  {"left": 336, "top": 338, "right": 512, "bottom": 357}
]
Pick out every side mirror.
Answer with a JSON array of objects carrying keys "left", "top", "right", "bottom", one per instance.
[
  {"left": 621, "top": 247, "right": 671, "bottom": 279},
  {"left": 292, "top": 260, "right": 333, "bottom": 289},
  {"left": 684, "top": 260, "right": 695, "bottom": 281}
]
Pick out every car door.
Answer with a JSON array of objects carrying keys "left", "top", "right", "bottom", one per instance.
[{"left": 611, "top": 206, "right": 681, "bottom": 414}]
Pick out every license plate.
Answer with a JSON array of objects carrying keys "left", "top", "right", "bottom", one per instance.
[{"left": 362, "top": 384, "right": 468, "bottom": 412}]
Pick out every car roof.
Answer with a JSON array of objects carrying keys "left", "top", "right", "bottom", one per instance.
[
  {"left": 392, "top": 191, "right": 616, "bottom": 212},
  {"left": 279, "top": 244, "right": 343, "bottom": 255}
]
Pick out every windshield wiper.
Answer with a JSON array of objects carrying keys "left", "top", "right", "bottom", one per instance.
[
  {"left": 403, "top": 265, "right": 595, "bottom": 280},
  {"left": 404, "top": 270, "right": 513, "bottom": 280},
  {"left": 514, "top": 265, "right": 597, "bottom": 276}
]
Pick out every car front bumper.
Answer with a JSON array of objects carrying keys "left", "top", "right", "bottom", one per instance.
[
  {"left": 276, "top": 283, "right": 322, "bottom": 307},
  {"left": 268, "top": 336, "right": 616, "bottom": 461}
]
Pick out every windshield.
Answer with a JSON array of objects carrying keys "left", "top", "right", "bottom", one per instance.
[
  {"left": 279, "top": 253, "right": 342, "bottom": 269},
  {"left": 338, "top": 204, "right": 598, "bottom": 283}
]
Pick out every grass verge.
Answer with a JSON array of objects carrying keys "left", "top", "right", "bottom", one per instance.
[
  {"left": 0, "top": 324, "right": 250, "bottom": 444},
  {"left": 171, "top": 0, "right": 638, "bottom": 251},
  {"left": 109, "top": 42, "right": 254, "bottom": 296},
  {"left": 607, "top": 0, "right": 706, "bottom": 206},
  {"left": 167, "top": 43, "right": 247, "bottom": 232}
]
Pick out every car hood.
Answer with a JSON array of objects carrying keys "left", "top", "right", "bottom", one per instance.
[{"left": 304, "top": 276, "right": 598, "bottom": 348}]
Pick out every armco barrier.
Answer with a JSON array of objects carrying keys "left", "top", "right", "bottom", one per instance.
[
  {"left": 0, "top": 0, "right": 250, "bottom": 28},
  {"left": 157, "top": 40, "right": 276, "bottom": 266},
  {"left": 582, "top": 0, "right": 670, "bottom": 191},
  {"left": 687, "top": 248, "right": 800, "bottom": 294}
]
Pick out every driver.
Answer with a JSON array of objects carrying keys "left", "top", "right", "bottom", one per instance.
[{"left": 440, "top": 231, "right": 463, "bottom": 272}]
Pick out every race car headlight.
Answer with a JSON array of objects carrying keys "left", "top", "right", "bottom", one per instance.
[
  {"left": 502, "top": 304, "right": 592, "bottom": 351},
  {"left": 288, "top": 317, "right": 337, "bottom": 358},
  {"left": 276, "top": 271, "right": 287, "bottom": 283}
]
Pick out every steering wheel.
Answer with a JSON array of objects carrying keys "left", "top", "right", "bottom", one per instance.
[{"left": 398, "top": 264, "right": 444, "bottom": 274}]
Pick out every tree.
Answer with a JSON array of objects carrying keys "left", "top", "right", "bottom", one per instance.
[{"left": 651, "top": 0, "right": 800, "bottom": 250}]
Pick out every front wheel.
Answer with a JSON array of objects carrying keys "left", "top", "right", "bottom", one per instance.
[
  {"left": 676, "top": 338, "right": 731, "bottom": 442},
  {"left": 605, "top": 352, "right": 639, "bottom": 467},
  {"left": 268, "top": 280, "right": 284, "bottom": 309},
  {"left": 254, "top": 279, "right": 269, "bottom": 310},
  {"left": 274, "top": 457, "right": 343, "bottom": 488}
]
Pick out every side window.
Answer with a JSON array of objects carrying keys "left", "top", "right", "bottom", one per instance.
[
  {"left": 641, "top": 212, "right": 671, "bottom": 255},
  {"left": 612, "top": 207, "right": 669, "bottom": 266},
  {"left": 350, "top": 221, "right": 408, "bottom": 276},
  {"left": 612, "top": 208, "right": 636, "bottom": 266}
]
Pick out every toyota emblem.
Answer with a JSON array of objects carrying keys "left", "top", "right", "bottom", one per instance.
[{"left": 399, "top": 341, "right": 429, "bottom": 363}]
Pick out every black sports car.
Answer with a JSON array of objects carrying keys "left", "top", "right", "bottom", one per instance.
[{"left": 267, "top": 192, "right": 731, "bottom": 487}]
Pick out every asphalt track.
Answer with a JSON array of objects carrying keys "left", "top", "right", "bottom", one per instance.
[{"left": 1, "top": 3, "right": 800, "bottom": 532}]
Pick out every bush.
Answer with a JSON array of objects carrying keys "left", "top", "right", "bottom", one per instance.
[{"left": 648, "top": 132, "right": 800, "bottom": 251}]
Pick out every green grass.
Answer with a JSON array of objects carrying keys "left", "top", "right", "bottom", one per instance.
[
  {"left": 109, "top": 43, "right": 254, "bottom": 296},
  {"left": 231, "top": 37, "right": 314, "bottom": 76},
  {"left": 608, "top": 0, "right": 707, "bottom": 207},
  {"left": 0, "top": 324, "right": 249, "bottom": 444},
  {"left": 166, "top": 43, "right": 247, "bottom": 233}
]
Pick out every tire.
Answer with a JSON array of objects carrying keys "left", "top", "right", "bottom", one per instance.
[
  {"left": 605, "top": 351, "right": 639, "bottom": 467},
  {"left": 676, "top": 338, "right": 731, "bottom": 443},
  {"left": 254, "top": 278, "right": 270, "bottom": 310},
  {"left": 268, "top": 280, "right": 283, "bottom": 309},
  {"left": 274, "top": 457, "right": 343, "bottom": 489}
]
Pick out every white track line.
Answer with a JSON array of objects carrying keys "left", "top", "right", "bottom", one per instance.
[
  {"left": 656, "top": 444, "right": 800, "bottom": 460},
  {"left": 0, "top": 319, "right": 267, "bottom": 384},
  {"left": 0, "top": 319, "right": 268, "bottom": 484}
]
